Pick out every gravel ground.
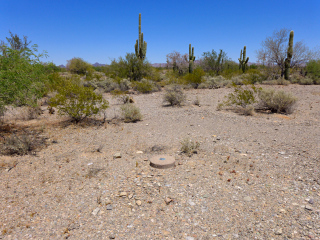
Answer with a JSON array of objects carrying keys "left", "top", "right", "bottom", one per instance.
[{"left": 0, "top": 84, "right": 320, "bottom": 240}]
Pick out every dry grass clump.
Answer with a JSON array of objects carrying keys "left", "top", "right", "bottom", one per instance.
[
  {"left": 163, "top": 85, "right": 185, "bottom": 106},
  {"left": 180, "top": 138, "right": 200, "bottom": 156},
  {"left": 258, "top": 89, "right": 297, "bottom": 114},
  {"left": 120, "top": 104, "right": 142, "bottom": 122}
]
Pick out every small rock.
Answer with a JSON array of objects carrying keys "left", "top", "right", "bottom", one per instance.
[
  {"left": 188, "top": 199, "right": 196, "bottom": 206},
  {"left": 92, "top": 207, "right": 100, "bottom": 216},
  {"left": 165, "top": 197, "right": 173, "bottom": 205},
  {"left": 244, "top": 196, "right": 252, "bottom": 202},
  {"left": 279, "top": 151, "right": 285, "bottom": 155},
  {"left": 119, "top": 192, "right": 127, "bottom": 197},
  {"left": 275, "top": 228, "right": 282, "bottom": 235},
  {"left": 136, "top": 151, "right": 143, "bottom": 154},
  {"left": 308, "top": 199, "right": 314, "bottom": 204},
  {"left": 186, "top": 237, "right": 195, "bottom": 240},
  {"left": 305, "top": 205, "right": 313, "bottom": 211},
  {"left": 113, "top": 153, "right": 121, "bottom": 159},
  {"left": 128, "top": 194, "right": 133, "bottom": 199},
  {"left": 136, "top": 200, "right": 142, "bottom": 206},
  {"left": 279, "top": 209, "right": 286, "bottom": 213},
  {"left": 106, "top": 204, "right": 112, "bottom": 210},
  {"left": 109, "top": 235, "right": 115, "bottom": 239}
]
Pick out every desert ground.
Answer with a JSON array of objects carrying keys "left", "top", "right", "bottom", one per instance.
[{"left": 0, "top": 84, "right": 320, "bottom": 240}]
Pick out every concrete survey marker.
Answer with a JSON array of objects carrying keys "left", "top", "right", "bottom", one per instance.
[{"left": 150, "top": 155, "right": 175, "bottom": 169}]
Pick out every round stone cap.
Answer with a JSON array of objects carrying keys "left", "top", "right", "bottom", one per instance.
[{"left": 150, "top": 155, "right": 175, "bottom": 169}]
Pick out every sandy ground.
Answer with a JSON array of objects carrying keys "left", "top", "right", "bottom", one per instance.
[{"left": 0, "top": 84, "right": 320, "bottom": 240}]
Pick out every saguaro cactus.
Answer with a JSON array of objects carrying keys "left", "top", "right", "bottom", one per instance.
[
  {"left": 189, "top": 44, "right": 195, "bottom": 73},
  {"left": 284, "top": 30, "right": 294, "bottom": 80},
  {"left": 135, "top": 13, "right": 147, "bottom": 60},
  {"left": 238, "top": 46, "right": 249, "bottom": 73}
]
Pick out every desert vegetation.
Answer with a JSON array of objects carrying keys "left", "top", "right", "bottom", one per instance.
[{"left": 1, "top": 15, "right": 320, "bottom": 240}]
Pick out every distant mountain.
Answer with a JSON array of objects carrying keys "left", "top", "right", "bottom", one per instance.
[
  {"left": 151, "top": 63, "right": 167, "bottom": 68},
  {"left": 59, "top": 65, "right": 66, "bottom": 68},
  {"left": 92, "top": 62, "right": 106, "bottom": 67}
]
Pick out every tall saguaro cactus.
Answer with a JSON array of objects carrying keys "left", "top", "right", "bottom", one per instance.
[
  {"left": 284, "top": 30, "right": 294, "bottom": 80},
  {"left": 135, "top": 13, "right": 147, "bottom": 60},
  {"left": 238, "top": 46, "right": 249, "bottom": 73},
  {"left": 189, "top": 44, "right": 195, "bottom": 73}
]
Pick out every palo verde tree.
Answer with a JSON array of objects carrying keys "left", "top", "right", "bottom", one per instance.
[
  {"left": 135, "top": 13, "right": 147, "bottom": 60},
  {"left": 256, "top": 28, "right": 315, "bottom": 78},
  {"left": 0, "top": 32, "right": 48, "bottom": 115}
]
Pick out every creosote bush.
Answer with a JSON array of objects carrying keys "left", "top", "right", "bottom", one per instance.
[
  {"left": 163, "top": 85, "right": 185, "bottom": 106},
  {"left": 258, "top": 89, "right": 297, "bottom": 114},
  {"left": 120, "top": 104, "right": 142, "bottom": 122},
  {"left": 49, "top": 81, "right": 109, "bottom": 122},
  {"left": 133, "top": 79, "right": 160, "bottom": 93}
]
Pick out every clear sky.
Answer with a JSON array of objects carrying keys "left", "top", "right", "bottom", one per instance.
[{"left": 1, "top": 0, "right": 319, "bottom": 66}]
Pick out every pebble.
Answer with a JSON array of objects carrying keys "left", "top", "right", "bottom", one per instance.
[
  {"left": 165, "top": 197, "right": 173, "bottom": 205},
  {"left": 106, "top": 204, "right": 112, "bottom": 210},
  {"left": 305, "top": 205, "right": 313, "bottom": 211},
  {"left": 113, "top": 153, "right": 122, "bottom": 159},
  {"left": 188, "top": 199, "right": 196, "bottom": 206},
  {"left": 92, "top": 207, "right": 100, "bottom": 216},
  {"left": 119, "top": 192, "right": 127, "bottom": 197},
  {"left": 136, "top": 151, "right": 143, "bottom": 154},
  {"left": 244, "top": 196, "right": 252, "bottom": 202},
  {"left": 136, "top": 200, "right": 142, "bottom": 206},
  {"left": 186, "top": 237, "right": 195, "bottom": 240},
  {"left": 109, "top": 235, "right": 115, "bottom": 239},
  {"left": 275, "top": 228, "right": 282, "bottom": 235}
]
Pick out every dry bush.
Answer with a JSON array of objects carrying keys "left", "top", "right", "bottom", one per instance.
[
  {"left": 133, "top": 79, "right": 161, "bottom": 93},
  {"left": 120, "top": 104, "right": 142, "bottom": 122},
  {"left": 258, "top": 89, "right": 297, "bottom": 114},
  {"left": 2, "top": 134, "right": 34, "bottom": 155},
  {"left": 163, "top": 85, "right": 185, "bottom": 106},
  {"left": 261, "top": 79, "right": 290, "bottom": 85},
  {"left": 180, "top": 138, "right": 200, "bottom": 156}
]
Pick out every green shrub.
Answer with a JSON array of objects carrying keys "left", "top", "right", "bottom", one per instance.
[
  {"left": 224, "top": 83, "right": 260, "bottom": 108},
  {"left": 66, "top": 57, "right": 93, "bottom": 75},
  {"left": 258, "top": 89, "right": 297, "bottom": 114},
  {"left": 184, "top": 67, "right": 205, "bottom": 88},
  {"left": 49, "top": 81, "right": 109, "bottom": 122},
  {"left": 0, "top": 42, "right": 48, "bottom": 109},
  {"left": 133, "top": 79, "right": 160, "bottom": 93},
  {"left": 163, "top": 85, "right": 185, "bottom": 106},
  {"left": 120, "top": 104, "right": 142, "bottom": 122},
  {"left": 306, "top": 60, "right": 320, "bottom": 80}
]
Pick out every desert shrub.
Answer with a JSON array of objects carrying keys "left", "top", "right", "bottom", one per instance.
[
  {"left": 2, "top": 134, "right": 33, "bottom": 155},
  {"left": 180, "top": 138, "right": 200, "bottom": 156},
  {"left": 66, "top": 57, "right": 93, "bottom": 75},
  {"left": 107, "top": 53, "right": 152, "bottom": 81},
  {"left": 261, "top": 79, "right": 290, "bottom": 85},
  {"left": 217, "top": 83, "right": 260, "bottom": 115},
  {"left": 184, "top": 67, "right": 205, "bottom": 88},
  {"left": 133, "top": 79, "right": 160, "bottom": 93},
  {"left": 258, "top": 89, "right": 297, "bottom": 114},
  {"left": 120, "top": 104, "right": 142, "bottom": 122},
  {"left": 193, "top": 96, "right": 200, "bottom": 106},
  {"left": 163, "top": 85, "right": 185, "bottom": 106},
  {"left": 49, "top": 81, "right": 109, "bottom": 122},
  {"left": 198, "top": 75, "right": 226, "bottom": 89},
  {"left": 306, "top": 60, "right": 320, "bottom": 81},
  {"left": 242, "top": 69, "right": 266, "bottom": 84}
]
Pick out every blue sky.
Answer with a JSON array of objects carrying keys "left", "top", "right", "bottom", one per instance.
[{"left": 1, "top": 0, "right": 319, "bottom": 65}]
